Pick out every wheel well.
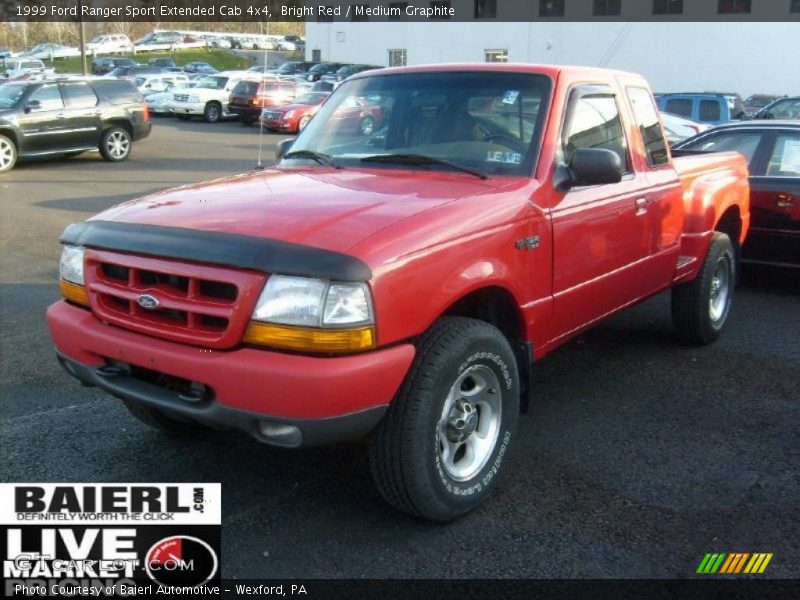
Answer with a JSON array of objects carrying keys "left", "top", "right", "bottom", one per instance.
[
  {"left": 441, "top": 287, "right": 532, "bottom": 412},
  {"left": 715, "top": 206, "right": 741, "bottom": 249},
  {"left": 207, "top": 100, "right": 221, "bottom": 108},
  {"left": 0, "top": 129, "right": 19, "bottom": 150},
  {"left": 102, "top": 120, "right": 133, "bottom": 138}
]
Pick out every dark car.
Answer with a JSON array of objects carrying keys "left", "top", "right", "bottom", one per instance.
[
  {"left": 321, "top": 64, "right": 383, "bottom": 84},
  {"left": 302, "top": 63, "right": 346, "bottom": 83},
  {"left": 148, "top": 57, "right": 178, "bottom": 69},
  {"left": 0, "top": 78, "right": 151, "bottom": 173},
  {"left": 744, "top": 94, "right": 783, "bottom": 118},
  {"left": 755, "top": 97, "right": 800, "bottom": 121},
  {"left": 675, "top": 121, "right": 800, "bottom": 267},
  {"left": 91, "top": 56, "right": 137, "bottom": 75},
  {"left": 228, "top": 78, "right": 299, "bottom": 125},
  {"left": 271, "top": 60, "right": 318, "bottom": 77},
  {"left": 184, "top": 62, "right": 218, "bottom": 75}
]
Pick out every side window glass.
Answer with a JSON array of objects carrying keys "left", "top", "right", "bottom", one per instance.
[
  {"left": 686, "top": 132, "right": 762, "bottom": 167},
  {"left": 766, "top": 134, "right": 800, "bottom": 176},
  {"left": 28, "top": 85, "right": 64, "bottom": 110},
  {"left": 665, "top": 98, "right": 692, "bottom": 118},
  {"left": 699, "top": 100, "right": 721, "bottom": 122},
  {"left": 62, "top": 83, "right": 98, "bottom": 109},
  {"left": 627, "top": 87, "right": 669, "bottom": 167},
  {"left": 564, "top": 92, "right": 630, "bottom": 172}
]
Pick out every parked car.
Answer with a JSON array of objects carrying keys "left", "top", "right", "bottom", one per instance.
[
  {"left": 145, "top": 80, "right": 199, "bottom": 115},
  {"left": 203, "top": 36, "right": 232, "bottom": 49},
  {"left": 660, "top": 112, "right": 712, "bottom": 146},
  {"left": 675, "top": 121, "right": 800, "bottom": 267},
  {"left": 259, "top": 91, "right": 330, "bottom": 132},
  {"left": 0, "top": 78, "right": 150, "bottom": 173},
  {"left": 744, "top": 95, "right": 782, "bottom": 118},
  {"left": 134, "top": 73, "right": 189, "bottom": 94},
  {"left": 46, "top": 64, "right": 749, "bottom": 521},
  {"left": 92, "top": 56, "right": 138, "bottom": 75},
  {"left": 86, "top": 34, "right": 133, "bottom": 54},
  {"left": 270, "top": 60, "right": 318, "bottom": 78},
  {"left": 309, "top": 80, "right": 335, "bottom": 93},
  {"left": 134, "top": 32, "right": 184, "bottom": 52},
  {"left": 321, "top": 64, "right": 383, "bottom": 85},
  {"left": 303, "top": 63, "right": 346, "bottom": 83},
  {"left": 281, "top": 36, "right": 305, "bottom": 51},
  {"left": 104, "top": 66, "right": 168, "bottom": 81},
  {"left": 20, "top": 44, "right": 80, "bottom": 61},
  {"left": 168, "top": 72, "right": 256, "bottom": 123},
  {"left": 656, "top": 93, "right": 746, "bottom": 125},
  {"left": 184, "top": 62, "right": 219, "bottom": 75},
  {"left": 755, "top": 96, "right": 800, "bottom": 120},
  {"left": 0, "top": 48, "right": 12, "bottom": 59},
  {"left": 2, "top": 59, "right": 54, "bottom": 79},
  {"left": 147, "top": 58, "right": 178, "bottom": 69},
  {"left": 228, "top": 78, "right": 299, "bottom": 125}
]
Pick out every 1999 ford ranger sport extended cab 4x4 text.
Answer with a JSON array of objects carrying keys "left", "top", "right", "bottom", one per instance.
[{"left": 47, "top": 65, "right": 750, "bottom": 521}]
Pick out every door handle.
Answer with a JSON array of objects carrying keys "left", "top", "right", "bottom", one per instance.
[
  {"left": 635, "top": 197, "right": 650, "bottom": 216},
  {"left": 776, "top": 193, "right": 795, "bottom": 208}
]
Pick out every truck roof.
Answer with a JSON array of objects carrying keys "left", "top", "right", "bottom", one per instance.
[{"left": 348, "top": 62, "right": 644, "bottom": 81}]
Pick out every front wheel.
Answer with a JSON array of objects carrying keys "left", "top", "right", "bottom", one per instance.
[
  {"left": 297, "top": 115, "right": 311, "bottom": 132},
  {"left": 0, "top": 134, "right": 18, "bottom": 173},
  {"left": 99, "top": 127, "right": 131, "bottom": 162},
  {"left": 203, "top": 102, "right": 221, "bottom": 123},
  {"left": 672, "top": 232, "right": 736, "bottom": 345},
  {"left": 369, "top": 317, "right": 520, "bottom": 522}
]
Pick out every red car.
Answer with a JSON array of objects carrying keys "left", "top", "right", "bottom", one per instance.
[
  {"left": 48, "top": 64, "right": 749, "bottom": 521},
  {"left": 259, "top": 91, "right": 330, "bottom": 133}
]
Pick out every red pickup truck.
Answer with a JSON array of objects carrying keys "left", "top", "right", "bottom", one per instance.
[{"left": 47, "top": 65, "right": 749, "bottom": 521}]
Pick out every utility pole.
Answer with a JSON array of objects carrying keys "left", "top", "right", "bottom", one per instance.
[{"left": 78, "top": 0, "right": 87, "bottom": 75}]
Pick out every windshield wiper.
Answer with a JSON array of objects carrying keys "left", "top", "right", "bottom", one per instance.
[
  {"left": 360, "top": 153, "right": 488, "bottom": 180},
  {"left": 282, "top": 150, "right": 341, "bottom": 169}
]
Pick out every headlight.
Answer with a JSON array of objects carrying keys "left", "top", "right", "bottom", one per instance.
[
  {"left": 245, "top": 275, "right": 375, "bottom": 353},
  {"left": 59, "top": 245, "right": 89, "bottom": 306},
  {"left": 60, "top": 245, "right": 84, "bottom": 285},
  {"left": 282, "top": 110, "right": 295, "bottom": 120}
]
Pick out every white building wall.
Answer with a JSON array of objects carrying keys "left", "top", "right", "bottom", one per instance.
[{"left": 305, "top": 21, "right": 800, "bottom": 96}]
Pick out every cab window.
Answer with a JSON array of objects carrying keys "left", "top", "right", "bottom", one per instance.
[
  {"left": 28, "top": 84, "right": 64, "bottom": 111},
  {"left": 563, "top": 92, "right": 630, "bottom": 172},
  {"left": 61, "top": 82, "right": 98, "bottom": 109},
  {"left": 627, "top": 87, "right": 669, "bottom": 167}
]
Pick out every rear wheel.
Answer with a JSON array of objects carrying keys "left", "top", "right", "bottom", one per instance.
[
  {"left": 99, "top": 127, "right": 131, "bottom": 162},
  {"left": 240, "top": 114, "right": 256, "bottom": 126},
  {"left": 203, "top": 102, "right": 221, "bottom": 123},
  {"left": 672, "top": 232, "right": 736, "bottom": 345},
  {"left": 369, "top": 317, "right": 520, "bottom": 521},
  {"left": 0, "top": 135, "right": 17, "bottom": 173}
]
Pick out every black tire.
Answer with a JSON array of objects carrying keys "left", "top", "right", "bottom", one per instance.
[
  {"left": 121, "top": 399, "right": 204, "bottom": 436},
  {"left": 203, "top": 102, "right": 221, "bottom": 123},
  {"left": 672, "top": 232, "right": 736, "bottom": 345},
  {"left": 240, "top": 115, "right": 256, "bottom": 126},
  {"left": 0, "top": 134, "right": 18, "bottom": 173},
  {"left": 99, "top": 127, "right": 131, "bottom": 162},
  {"left": 369, "top": 317, "right": 520, "bottom": 522}
]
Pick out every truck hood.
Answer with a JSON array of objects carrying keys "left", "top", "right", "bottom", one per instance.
[{"left": 93, "top": 167, "right": 509, "bottom": 255}]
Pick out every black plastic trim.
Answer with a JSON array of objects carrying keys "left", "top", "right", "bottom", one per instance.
[
  {"left": 56, "top": 352, "right": 386, "bottom": 448},
  {"left": 61, "top": 220, "right": 372, "bottom": 281}
]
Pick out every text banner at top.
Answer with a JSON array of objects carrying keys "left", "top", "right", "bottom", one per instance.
[{"left": 3, "top": 0, "right": 800, "bottom": 23}]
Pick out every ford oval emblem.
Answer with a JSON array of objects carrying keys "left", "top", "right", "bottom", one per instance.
[{"left": 137, "top": 294, "right": 160, "bottom": 310}]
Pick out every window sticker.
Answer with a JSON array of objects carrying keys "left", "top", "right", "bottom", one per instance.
[
  {"left": 486, "top": 151, "right": 522, "bottom": 164},
  {"left": 779, "top": 139, "right": 800, "bottom": 173},
  {"left": 501, "top": 90, "right": 520, "bottom": 105}
]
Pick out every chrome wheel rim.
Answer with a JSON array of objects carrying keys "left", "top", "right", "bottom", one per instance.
[
  {"left": 207, "top": 106, "right": 219, "bottom": 121},
  {"left": 0, "top": 138, "right": 14, "bottom": 169},
  {"left": 437, "top": 365, "right": 502, "bottom": 482},
  {"left": 106, "top": 131, "right": 129, "bottom": 159},
  {"left": 709, "top": 254, "right": 732, "bottom": 322}
]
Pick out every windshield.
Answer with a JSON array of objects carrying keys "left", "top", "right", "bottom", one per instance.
[
  {"left": 295, "top": 92, "right": 328, "bottom": 105},
  {"left": 286, "top": 71, "right": 551, "bottom": 177},
  {"left": 277, "top": 62, "right": 300, "bottom": 73},
  {"left": 196, "top": 77, "right": 227, "bottom": 90},
  {"left": 0, "top": 84, "right": 27, "bottom": 109}
]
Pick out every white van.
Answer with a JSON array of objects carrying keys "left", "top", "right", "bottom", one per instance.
[
  {"left": 134, "top": 73, "right": 190, "bottom": 94},
  {"left": 2, "top": 59, "right": 55, "bottom": 79},
  {"left": 86, "top": 34, "right": 133, "bottom": 54}
]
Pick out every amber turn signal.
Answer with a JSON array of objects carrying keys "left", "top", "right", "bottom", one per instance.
[
  {"left": 244, "top": 321, "right": 376, "bottom": 353},
  {"left": 60, "top": 279, "right": 90, "bottom": 307}
]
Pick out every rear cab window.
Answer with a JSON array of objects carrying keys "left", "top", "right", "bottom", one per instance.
[{"left": 627, "top": 87, "right": 669, "bottom": 167}]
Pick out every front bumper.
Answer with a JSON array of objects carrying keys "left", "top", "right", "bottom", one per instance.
[
  {"left": 260, "top": 118, "right": 294, "bottom": 131},
  {"left": 47, "top": 301, "right": 415, "bottom": 447},
  {"left": 168, "top": 101, "right": 206, "bottom": 116}
]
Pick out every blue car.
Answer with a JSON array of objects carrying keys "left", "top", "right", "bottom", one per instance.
[{"left": 656, "top": 93, "right": 746, "bottom": 125}]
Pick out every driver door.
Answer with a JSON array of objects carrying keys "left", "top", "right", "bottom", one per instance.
[{"left": 17, "top": 84, "right": 68, "bottom": 152}]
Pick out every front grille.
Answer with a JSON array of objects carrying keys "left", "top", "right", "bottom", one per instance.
[
  {"left": 173, "top": 94, "right": 190, "bottom": 102},
  {"left": 85, "top": 249, "right": 266, "bottom": 349},
  {"left": 262, "top": 110, "right": 281, "bottom": 121}
]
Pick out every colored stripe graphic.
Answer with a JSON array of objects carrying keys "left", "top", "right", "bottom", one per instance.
[
  {"left": 697, "top": 553, "right": 727, "bottom": 573},
  {"left": 699, "top": 552, "right": 773, "bottom": 574},
  {"left": 719, "top": 553, "right": 750, "bottom": 573},
  {"left": 744, "top": 553, "right": 773, "bottom": 574}
]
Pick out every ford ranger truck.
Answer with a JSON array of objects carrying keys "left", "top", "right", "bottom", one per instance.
[{"left": 47, "top": 65, "right": 750, "bottom": 521}]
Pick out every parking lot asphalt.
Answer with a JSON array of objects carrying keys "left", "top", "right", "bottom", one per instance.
[{"left": 1, "top": 118, "right": 798, "bottom": 579}]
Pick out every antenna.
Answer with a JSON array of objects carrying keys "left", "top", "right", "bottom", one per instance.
[{"left": 254, "top": 19, "right": 270, "bottom": 170}]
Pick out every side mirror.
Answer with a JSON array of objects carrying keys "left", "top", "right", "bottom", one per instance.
[
  {"left": 24, "top": 99, "right": 41, "bottom": 113},
  {"left": 566, "top": 148, "right": 623, "bottom": 187},
  {"left": 276, "top": 138, "right": 296, "bottom": 160}
]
